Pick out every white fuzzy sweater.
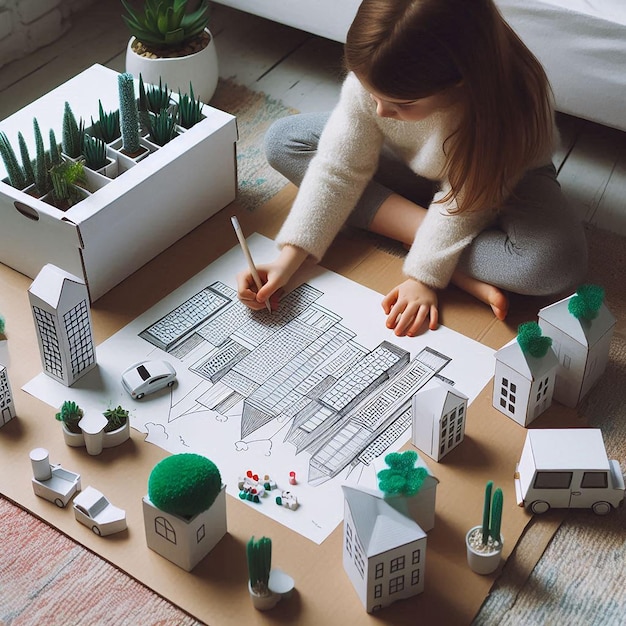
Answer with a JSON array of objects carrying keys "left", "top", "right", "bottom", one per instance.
[{"left": 275, "top": 72, "right": 533, "bottom": 288}]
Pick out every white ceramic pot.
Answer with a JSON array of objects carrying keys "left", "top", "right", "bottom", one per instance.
[
  {"left": 466, "top": 525, "right": 503, "bottom": 575},
  {"left": 61, "top": 423, "right": 85, "bottom": 448},
  {"left": 248, "top": 581, "right": 280, "bottom": 611},
  {"left": 103, "top": 419, "right": 131, "bottom": 448},
  {"left": 125, "top": 28, "right": 219, "bottom": 104}
]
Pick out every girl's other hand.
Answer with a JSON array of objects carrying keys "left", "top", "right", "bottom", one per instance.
[{"left": 381, "top": 278, "right": 439, "bottom": 336}]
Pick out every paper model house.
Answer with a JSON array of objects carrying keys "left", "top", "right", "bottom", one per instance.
[
  {"left": 342, "top": 485, "right": 426, "bottom": 613},
  {"left": 143, "top": 485, "right": 227, "bottom": 571},
  {"left": 412, "top": 381, "right": 468, "bottom": 461},
  {"left": 538, "top": 293, "right": 616, "bottom": 408},
  {"left": 0, "top": 363, "right": 16, "bottom": 425},
  {"left": 493, "top": 339, "right": 559, "bottom": 427},
  {"left": 28, "top": 264, "right": 96, "bottom": 386}
]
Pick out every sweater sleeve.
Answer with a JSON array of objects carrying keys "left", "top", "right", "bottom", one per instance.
[
  {"left": 275, "top": 74, "right": 385, "bottom": 262},
  {"left": 403, "top": 186, "right": 497, "bottom": 288}
]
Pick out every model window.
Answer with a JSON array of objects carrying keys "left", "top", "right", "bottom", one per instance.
[
  {"left": 389, "top": 575, "right": 405, "bottom": 594},
  {"left": 155, "top": 516, "right": 176, "bottom": 543},
  {"left": 375, "top": 562, "right": 384, "bottom": 579},
  {"left": 581, "top": 472, "right": 608, "bottom": 488},
  {"left": 534, "top": 471, "right": 573, "bottom": 489},
  {"left": 374, "top": 584, "right": 382, "bottom": 598},
  {"left": 411, "top": 569, "right": 420, "bottom": 585},
  {"left": 390, "top": 556, "right": 405, "bottom": 572},
  {"left": 197, "top": 524, "right": 205, "bottom": 543},
  {"left": 412, "top": 549, "right": 421, "bottom": 564}
]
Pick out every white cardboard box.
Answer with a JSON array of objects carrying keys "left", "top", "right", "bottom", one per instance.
[{"left": 0, "top": 64, "right": 238, "bottom": 301}]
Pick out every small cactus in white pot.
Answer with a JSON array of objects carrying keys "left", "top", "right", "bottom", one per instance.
[{"left": 466, "top": 480, "right": 504, "bottom": 575}]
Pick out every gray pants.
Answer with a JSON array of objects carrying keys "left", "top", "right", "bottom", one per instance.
[{"left": 264, "top": 112, "right": 589, "bottom": 296}]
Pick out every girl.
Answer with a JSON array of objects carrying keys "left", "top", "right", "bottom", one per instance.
[{"left": 236, "top": 0, "right": 588, "bottom": 336}]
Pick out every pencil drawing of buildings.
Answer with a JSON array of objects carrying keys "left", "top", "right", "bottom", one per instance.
[
  {"left": 138, "top": 281, "right": 454, "bottom": 485},
  {"left": 0, "top": 363, "right": 16, "bottom": 425}
]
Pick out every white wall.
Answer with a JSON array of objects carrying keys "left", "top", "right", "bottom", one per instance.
[{"left": 0, "top": 0, "right": 95, "bottom": 70}]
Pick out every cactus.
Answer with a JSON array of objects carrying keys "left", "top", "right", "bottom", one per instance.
[
  {"left": 147, "top": 109, "right": 177, "bottom": 146},
  {"left": 49, "top": 160, "right": 86, "bottom": 208},
  {"left": 145, "top": 76, "right": 172, "bottom": 114},
  {"left": 62, "top": 101, "right": 84, "bottom": 159},
  {"left": 148, "top": 453, "right": 221, "bottom": 518},
  {"left": 377, "top": 449, "right": 428, "bottom": 496},
  {"left": 247, "top": 536, "right": 272, "bottom": 595},
  {"left": 17, "top": 132, "right": 35, "bottom": 187},
  {"left": 0, "top": 131, "right": 27, "bottom": 189},
  {"left": 481, "top": 480, "right": 503, "bottom": 545},
  {"left": 49, "top": 128, "right": 62, "bottom": 168},
  {"left": 118, "top": 72, "right": 141, "bottom": 155},
  {"left": 91, "top": 100, "right": 121, "bottom": 144},
  {"left": 178, "top": 83, "right": 203, "bottom": 129},
  {"left": 568, "top": 284, "right": 605, "bottom": 321},
  {"left": 82, "top": 134, "right": 108, "bottom": 170}
]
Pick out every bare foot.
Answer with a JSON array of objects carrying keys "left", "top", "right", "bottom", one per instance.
[{"left": 451, "top": 272, "right": 509, "bottom": 320}]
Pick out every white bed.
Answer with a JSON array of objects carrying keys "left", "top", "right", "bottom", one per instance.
[{"left": 212, "top": 0, "right": 626, "bottom": 132}]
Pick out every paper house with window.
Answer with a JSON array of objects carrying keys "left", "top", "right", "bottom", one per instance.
[
  {"left": 538, "top": 287, "right": 615, "bottom": 408},
  {"left": 28, "top": 264, "right": 96, "bottom": 387},
  {"left": 0, "top": 363, "right": 16, "bottom": 426},
  {"left": 412, "top": 381, "right": 468, "bottom": 461},
  {"left": 342, "top": 485, "right": 426, "bottom": 613},
  {"left": 493, "top": 332, "right": 559, "bottom": 427},
  {"left": 143, "top": 485, "right": 227, "bottom": 571}
]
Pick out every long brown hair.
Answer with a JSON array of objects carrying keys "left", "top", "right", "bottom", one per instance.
[{"left": 345, "top": 0, "right": 555, "bottom": 213}]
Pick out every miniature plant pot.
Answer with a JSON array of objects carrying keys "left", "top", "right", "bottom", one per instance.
[
  {"left": 93, "top": 155, "right": 118, "bottom": 179},
  {"left": 248, "top": 582, "right": 280, "bottom": 611},
  {"left": 466, "top": 525, "right": 503, "bottom": 575},
  {"left": 61, "top": 423, "right": 85, "bottom": 448},
  {"left": 268, "top": 569, "right": 295, "bottom": 600},
  {"left": 79, "top": 412, "right": 108, "bottom": 456},
  {"left": 103, "top": 419, "right": 130, "bottom": 448}
]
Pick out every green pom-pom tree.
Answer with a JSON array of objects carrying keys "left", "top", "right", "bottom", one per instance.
[
  {"left": 517, "top": 321, "right": 552, "bottom": 358},
  {"left": 118, "top": 72, "right": 141, "bottom": 155},
  {"left": 568, "top": 284, "right": 605, "bottom": 321},
  {"left": 0, "top": 314, "right": 5, "bottom": 335},
  {"left": 148, "top": 453, "right": 221, "bottom": 518},
  {"left": 377, "top": 450, "right": 428, "bottom": 497}
]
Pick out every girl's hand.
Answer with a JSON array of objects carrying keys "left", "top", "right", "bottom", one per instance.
[
  {"left": 381, "top": 278, "right": 439, "bottom": 336},
  {"left": 236, "top": 245, "right": 308, "bottom": 311}
]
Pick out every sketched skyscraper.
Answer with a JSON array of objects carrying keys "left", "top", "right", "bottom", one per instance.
[{"left": 28, "top": 264, "right": 96, "bottom": 387}]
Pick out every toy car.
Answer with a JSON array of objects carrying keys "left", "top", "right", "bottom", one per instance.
[
  {"left": 515, "top": 428, "right": 625, "bottom": 515},
  {"left": 73, "top": 486, "right": 127, "bottom": 536},
  {"left": 121, "top": 359, "right": 177, "bottom": 399}
]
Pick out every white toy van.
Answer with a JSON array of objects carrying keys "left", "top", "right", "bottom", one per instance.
[{"left": 515, "top": 429, "right": 624, "bottom": 515}]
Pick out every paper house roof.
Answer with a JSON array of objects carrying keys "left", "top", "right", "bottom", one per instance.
[
  {"left": 29, "top": 264, "right": 87, "bottom": 306},
  {"left": 416, "top": 382, "right": 468, "bottom": 416},
  {"left": 538, "top": 295, "right": 616, "bottom": 347},
  {"left": 526, "top": 428, "right": 610, "bottom": 471},
  {"left": 495, "top": 338, "right": 559, "bottom": 381},
  {"left": 342, "top": 486, "right": 426, "bottom": 556}
]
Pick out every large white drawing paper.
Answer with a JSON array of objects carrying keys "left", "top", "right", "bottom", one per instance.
[{"left": 24, "top": 234, "right": 495, "bottom": 544}]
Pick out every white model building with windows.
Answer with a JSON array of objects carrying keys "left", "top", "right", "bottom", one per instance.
[
  {"left": 412, "top": 381, "right": 468, "bottom": 461},
  {"left": 0, "top": 363, "right": 16, "bottom": 426},
  {"left": 28, "top": 264, "right": 96, "bottom": 387},
  {"left": 342, "top": 485, "right": 426, "bottom": 613},
  {"left": 537, "top": 289, "right": 615, "bottom": 408},
  {"left": 493, "top": 336, "right": 559, "bottom": 427}
]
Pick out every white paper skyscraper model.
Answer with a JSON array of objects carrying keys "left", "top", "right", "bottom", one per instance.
[
  {"left": 28, "top": 264, "right": 96, "bottom": 386},
  {"left": 0, "top": 363, "right": 16, "bottom": 426}
]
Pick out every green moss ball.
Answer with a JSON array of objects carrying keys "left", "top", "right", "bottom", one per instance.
[{"left": 148, "top": 453, "right": 222, "bottom": 517}]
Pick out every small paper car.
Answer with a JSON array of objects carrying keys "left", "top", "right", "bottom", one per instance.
[
  {"left": 73, "top": 486, "right": 127, "bottom": 536},
  {"left": 121, "top": 360, "right": 177, "bottom": 399}
]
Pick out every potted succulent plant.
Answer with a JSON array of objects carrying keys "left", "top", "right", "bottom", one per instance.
[
  {"left": 177, "top": 83, "right": 204, "bottom": 129},
  {"left": 90, "top": 100, "right": 121, "bottom": 145},
  {"left": 46, "top": 159, "right": 88, "bottom": 210},
  {"left": 122, "top": 0, "right": 219, "bottom": 103},
  {"left": 466, "top": 480, "right": 504, "bottom": 575},
  {"left": 82, "top": 134, "right": 118, "bottom": 178},
  {"left": 103, "top": 404, "right": 131, "bottom": 446},
  {"left": 55, "top": 400, "right": 85, "bottom": 447}
]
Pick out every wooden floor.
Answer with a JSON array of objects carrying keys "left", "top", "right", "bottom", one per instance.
[{"left": 1, "top": 2, "right": 624, "bottom": 236}]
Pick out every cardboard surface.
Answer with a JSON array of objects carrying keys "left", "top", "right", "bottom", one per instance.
[{"left": 0, "top": 186, "right": 584, "bottom": 624}]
